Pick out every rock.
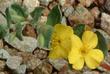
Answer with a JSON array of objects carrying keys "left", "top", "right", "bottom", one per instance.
[
  {"left": 34, "top": 62, "right": 53, "bottom": 74},
  {"left": 0, "top": 14, "right": 7, "bottom": 25},
  {"left": 59, "top": 0, "right": 66, "bottom": 6},
  {"left": 0, "top": 0, "right": 13, "bottom": 13},
  {"left": 79, "top": 0, "right": 94, "bottom": 7},
  {"left": 94, "top": 29, "right": 110, "bottom": 50},
  {"left": 27, "top": 57, "right": 42, "bottom": 70},
  {"left": 94, "top": 0, "right": 105, "bottom": 6},
  {"left": 16, "top": 52, "right": 34, "bottom": 64},
  {"left": 40, "top": 62, "right": 53, "bottom": 74},
  {"left": 52, "top": 72, "right": 58, "bottom": 74},
  {"left": 0, "top": 40, "right": 3, "bottom": 48},
  {"left": 23, "top": 24, "right": 37, "bottom": 38},
  {"left": 43, "top": 8, "right": 50, "bottom": 16},
  {"left": 4, "top": 46, "right": 18, "bottom": 56},
  {"left": 0, "top": 49, "right": 10, "bottom": 60},
  {"left": 90, "top": 7, "right": 100, "bottom": 18},
  {"left": 28, "top": 72, "right": 34, "bottom": 74},
  {"left": 15, "top": 64, "right": 26, "bottom": 74},
  {"left": 63, "top": 6, "right": 74, "bottom": 17},
  {"left": 0, "top": 72, "right": 5, "bottom": 74},
  {"left": 69, "top": 4, "right": 94, "bottom": 27},
  {"left": 33, "top": 68, "right": 42, "bottom": 74},
  {"left": 39, "top": 0, "right": 52, "bottom": 6},
  {"left": 48, "top": 1, "right": 58, "bottom": 10},
  {"left": 13, "top": 0, "right": 22, "bottom": 4},
  {"left": 23, "top": 0, "right": 39, "bottom": 12},
  {"left": 105, "top": 52, "right": 110, "bottom": 64},
  {"left": 6, "top": 56, "right": 22, "bottom": 70},
  {"left": 1, "top": 71, "right": 9, "bottom": 74},
  {"left": 101, "top": 13, "right": 110, "bottom": 36},
  {"left": 83, "top": 71, "right": 99, "bottom": 74},
  {"left": 61, "top": 16, "right": 67, "bottom": 25},
  {"left": 58, "top": 65, "right": 68, "bottom": 74},
  {"left": 67, "top": 70, "right": 81, "bottom": 74},
  {"left": 0, "top": 60, "right": 5, "bottom": 71},
  {"left": 49, "top": 59, "right": 68, "bottom": 71},
  {"left": 4, "top": 33, "right": 38, "bottom": 52},
  {"left": 17, "top": 52, "right": 43, "bottom": 70},
  {"left": 33, "top": 48, "right": 48, "bottom": 59},
  {"left": 104, "top": 0, "right": 110, "bottom": 12},
  {"left": 37, "top": 16, "right": 47, "bottom": 25}
]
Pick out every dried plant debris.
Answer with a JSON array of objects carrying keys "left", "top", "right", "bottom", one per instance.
[{"left": 0, "top": 0, "right": 110, "bottom": 74}]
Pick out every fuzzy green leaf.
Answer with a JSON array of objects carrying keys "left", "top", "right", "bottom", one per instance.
[
  {"left": 16, "top": 23, "right": 25, "bottom": 40},
  {"left": 37, "top": 34, "right": 45, "bottom": 48},
  {"left": 96, "top": 31, "right": 108, "bottom": 57},
  {"left": 5, "top": 8, "right": 11, "bottom": 28},
  {"left": 11, "top": 3, "right": 28, "bottom": 18},
  {"left": 74, "top": 24, "right": 85, "bottom": 38},
  {"left": 31, "top": 7, "right": 44, "bottom": 26},
  {"left": 5, "top": 3, "right": 27, "bottom": 24},
  {"left": 46, "top": 5, "right": 62, "bottom": 26},
  {"left": 0, "top": 25, "right": 7, "bottom": 39},
  {"left": 37, "top": 25, "right": 53, "bottom": 49}
]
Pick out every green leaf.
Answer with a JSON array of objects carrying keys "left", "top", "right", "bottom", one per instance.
[
  {"left": 5, "top": 3, "right": 28, "bottom": 24},
  {"left": 68, "top": 64, "right": 73, "bottom": 70},
  {"left": 31, "top": 7, "right": 44, "bottom": 26},
  {"left": 0, "top": 25, "right": 7, "bottom": 39},
  {"left": 37, "top": 25, "right": 53, "bottom": 49},
  {"left": 96, "top": 31, "right": 108, "bottom": 57},
  {"left": 46, "top": 5, "right": 62, "bottom": 26},
  {"left": 5, "top": 8, "right": 11, "bottom": 28},
  {"left": 11, "top": 3, "right": 28, "bottom": 18},
  {"left": 37, "top": 34, "right": 45, "bottom": 48},
  {"left": 74, "top": 24, "right": 85, "bottom": 38},
  {"left": 15, "top": 23, "right": 25, "bottom": 40}
]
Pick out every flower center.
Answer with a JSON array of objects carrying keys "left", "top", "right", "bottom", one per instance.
[
  {"left": 58, "top": 40, "right": 61, "bottom": 43},
  {"left": 80, "top": 47, "right": 89, "bottom": 56}
]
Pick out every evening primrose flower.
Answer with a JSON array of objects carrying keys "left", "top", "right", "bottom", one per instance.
[
  {"left": 48, "top": 24, "right": 73, "bottom": 59},
  {"left": 68, "top": 31, "right": 104, "bottom": 70}
]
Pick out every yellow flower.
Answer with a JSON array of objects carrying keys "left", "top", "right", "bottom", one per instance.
[
  {"left": 48, "top": 24, "right": 73, "bottom": 59},
  {"left": 68, "top": 31, "right": 104, "bottom": 70}
]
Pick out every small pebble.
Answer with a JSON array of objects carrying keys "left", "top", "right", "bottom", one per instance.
[
  {"left": 0, "top": 39, "right": 3, "bottom": 48},
  {"left": 33, "top": 49, "right": 47, "bottom": 59},
  {"left": 15, "top": 64, "right": 27, "bottom": 74},
  {"left": 0, "top": 49, "right": 10, "bottom": 60},
  {"left": 6, "top": 56, "right": 22, "bottom": 70},
  {"left": 63, "top": 6, "right": 74, "bottom": 17},
  {"left": 39, "top": 0, "right": 52, "bottom": 6},
  {"left": 49, "top": 59, "right": 68, "bottom": 71},
  {"left": 101, "top": 13, "right": 110, "bottom": 35},
  {"left": 23, "top": 0, "right": 40, "bottom": 12},
  {"left": 79, "top": 0, "right": 94, "bottom": 7},
  {"left": 90, "top": 7, "right": 100, "bottom": 18},
  {"left": 69, "top": 4, "right": 94, "bottom": 27},
  {"left": 27, "top": 57, "right": 42, "bottom": 70},
  {"left": 0, "top": 60, "right": 5, "bottom": 71},
  {"left": 34, "top": 62, "right": 53, "bottom": 74}
]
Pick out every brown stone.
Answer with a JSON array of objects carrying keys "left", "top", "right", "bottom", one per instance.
[
  {"left": 33, "top": 48, "right": 48, "bottom": 59},
  {"left": 23, "top": 24, "right": 37, "bottom": 38},
  {"left": 0, "top": 40, "right": 3, "bottom": 49},
  {"left": 0, "top": 60, "right": 5, "bottom": 71}
]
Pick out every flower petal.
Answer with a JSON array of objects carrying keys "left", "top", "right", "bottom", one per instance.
[
  {"left": 72, "top": 58, "right": 84, "bottom": 70},
  {"left": 49, "top": 24, "right": 74, "bottom": 59},
  {"left": 85, "top": 49, "right": 104, "bottom": 69},
  {"left": 48, "top": 46, "right": 68, "bottom": 59},
  {"left": 71, "top": 34, "right": 83, "bottom": 49},
  {"left": 54, "top": 24, "right": 74, "bottom": 38},
  {"left": 68, "top": 48, "right": 84, "bottom": 70},
  {"left": 82, "top": 31, "right": 98, "bottom": 49}
]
